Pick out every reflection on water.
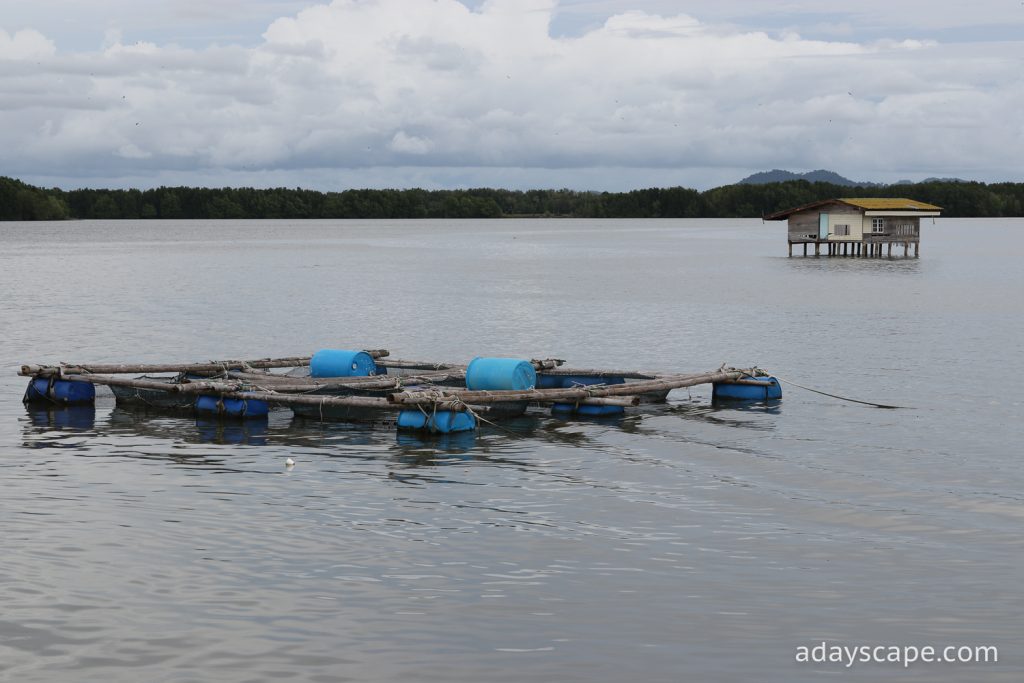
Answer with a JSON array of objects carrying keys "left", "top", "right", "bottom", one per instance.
[
  {"left": 195, "top": 415, "right": 269, "bottom": 445},
  {"left": 25, "top": 405, "right": 97, "bottom": 431}
]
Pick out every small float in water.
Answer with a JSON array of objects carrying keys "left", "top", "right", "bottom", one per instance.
[{"left": 19, "top": 348, "right": 779, "bottom": 434}]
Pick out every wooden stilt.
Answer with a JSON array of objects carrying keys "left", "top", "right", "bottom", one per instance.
[
  {"left": 814, "top": 241, "right": 820, "bottom": 256},
  {"left": 887, "top": 242, "right": 892, "bottom": 258},
  {"left": 803, "top": 243, "right": 808, "bottom": 256},
  {"left": 914, "top": 241, "right": 919, "bottom": 258},
  {"left": 788, "top": 241, "right": 793, "bottom": 257}
]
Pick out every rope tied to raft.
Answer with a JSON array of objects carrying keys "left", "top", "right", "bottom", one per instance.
[
  {"left": 773, "top": 375, "right": 908, "bottom": 409},
  {"left": 718, "top": 364, "right": 905, "bottom": 409}
]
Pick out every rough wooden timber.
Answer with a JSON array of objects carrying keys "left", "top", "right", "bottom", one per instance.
[
  {"left": 540, "top": 368, "right": 660, "bottom": 379},
  {"left": 20, "top": 351, "right": 389, "bottom": 378},
  {"left": 387, "top": 369, "right": 758, "bottom": 406}
]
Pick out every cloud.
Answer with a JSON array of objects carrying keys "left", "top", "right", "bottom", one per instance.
[
  {"left": 0, "top": 27, "right": 56, "bottom": 60},
  {"left": 1, "top": 0, "right": 1022, "bottom": 190}
]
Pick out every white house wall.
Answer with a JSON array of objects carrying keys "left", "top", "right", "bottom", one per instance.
[{"left": 827, "top": 211, "right": 864, "bottom": 241}]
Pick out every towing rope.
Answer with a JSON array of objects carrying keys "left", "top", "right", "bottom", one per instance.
[{"left": 773, "top": 375, "right": 908, "bottom": 409}]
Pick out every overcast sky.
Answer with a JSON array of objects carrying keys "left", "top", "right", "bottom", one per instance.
[{"left": 2, "top": 0, "right": 1022, "bottom": 191}]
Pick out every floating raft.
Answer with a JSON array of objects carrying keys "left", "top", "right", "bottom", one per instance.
[{"left": 20, "top": 348, "right": 779, "bottom": 434}]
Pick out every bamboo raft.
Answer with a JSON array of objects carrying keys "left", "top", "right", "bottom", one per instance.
[{"left": 20, "top": 348, "right": 781, "bottom": 433}]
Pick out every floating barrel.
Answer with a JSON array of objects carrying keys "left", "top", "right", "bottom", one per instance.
[
  {"left": 194, "top": 395, "right": 270, "bottom": 418},
  {"left": 397, "top": 409, "right": 476, "bottom": 433},
  {"left": 310, "top": 349, "right": 377, "bottom": 378},
  {"left": 545, "top": 375, "right": 626, "bottom": 416},
  {"left": 712, "top": 376, "right": 782, "bottom": 401},
  {"left": 550, "top": 379, "right": 624, "bottom": 414},
  {"left": 551, "top": 402, "right": 625, "bottom": 416},
  {"left": 465, "top": 357, "right": 536, "bottom": 391},
  {"left": 24, "top": 377, "right": 96, "bottom": 405}
]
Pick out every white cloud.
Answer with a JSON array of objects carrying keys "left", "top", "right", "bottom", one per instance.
[
  {"left": 1, "top": 0, "right": 1022, "bottom": 190},
  {"left": 0, "top": 27, "right": 56, "bottom": 60}
]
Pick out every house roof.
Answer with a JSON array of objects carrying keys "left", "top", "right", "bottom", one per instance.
[
  {"left": 763, "top": 197, "right": 942, "bottom": 220},
  {"left": 838, "top": 198, "right": 942, "bottom": 211}
]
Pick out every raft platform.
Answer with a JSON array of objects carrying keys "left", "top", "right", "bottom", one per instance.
[{"left": 20, "top": 348, "right": 780, "bottom": 434}]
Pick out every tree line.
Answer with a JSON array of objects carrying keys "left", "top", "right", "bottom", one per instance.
[{"left": 2, "top": 174, "right": 1022, "bottom": 221}]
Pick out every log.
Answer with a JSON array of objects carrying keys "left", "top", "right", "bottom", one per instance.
[
  {"left": 52, "top": 373, "right": 483, "bottom": 413},
  {"left": 223, "top": 370, "right": 459, "bottom": 388},
  {"left": 386, "top": 369, "right": 756, "bottom": 406},
  {"left": 21, "top": 356, "right": 314, "bottom": 376},
  {"left": 715, "top": 378, "right": 776, "bottom": 387},
  {"left": 20, "top": 350, "right": 391, "bottom": 377},
  {"left": 539, "top": 368, "right": 660, "bottom": 379},
  {"left": 554, "top": 396, "right": 640, "bottom": 407},
  {"left": 226, "top": 390, "right": 487, "bottom": 413},
  {"left": 53, "top": 373, "right": 244, "bottom": 394},
  {"left": 376, "top": 359, "right": 465, "bottom": 371}
]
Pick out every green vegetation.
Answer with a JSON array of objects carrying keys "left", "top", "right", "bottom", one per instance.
[{"left": 1, "top": 175, "right": 1022, "bottom": 220}]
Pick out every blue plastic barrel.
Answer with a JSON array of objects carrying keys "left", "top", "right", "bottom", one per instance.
[
  {"left": 310, "top": 349, "right": 377, "bottom": 378},
  {"left": 551, "top": 402, "right": 625, "bottom": 416},
  {"left": 195, "top": 395, "right": 270, "bottom": 418},
  {"left": 24, "top": 378, "right": 96, "bottom": 405},
  {"left": 544, "top": 374, "right": 626, "bottom": 415},
  {"left": 465, "top": 358, "right": 536, "bottom": 391},
  {"left": 397, "top": 409, "right": 476, "bottom": 433},
  {"left": 712, "top": 376, "right": 782, "bottom": 401}
]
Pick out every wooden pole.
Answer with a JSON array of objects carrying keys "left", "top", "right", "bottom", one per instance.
[
  {"left": 803, "top": 243, "right": 807, "bottom": 256},
  {"left": 45, "top": 373, "right": 245, "bottom": 394},
  {"left": 788, "top": 241, "right": 793, "bottom": 257},
  {"left": 387, "top": 369, "right": 758, "bottom": 406},
  {"left": 22, "top": 350, "right": 392, "bottom": 378},
  {"left": 541, "top": 368, "right": 659, "bottom": 379},
  {"left": 915, "top": 241, "right": 920, "bottom": 258}
]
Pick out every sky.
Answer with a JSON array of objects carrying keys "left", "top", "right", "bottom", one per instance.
[{"left": 2, "top": 0, "right": 1023, "bottom": 192}]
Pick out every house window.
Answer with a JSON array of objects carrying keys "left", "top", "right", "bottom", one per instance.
[
  {"left": 871, "top": 217, "right": 885, "bottom": 233},
  {"left": 834, "top": 224, "right": 850, "bottom": 236}
]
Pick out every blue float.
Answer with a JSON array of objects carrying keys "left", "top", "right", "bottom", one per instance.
[
  {"left": 397, "top": 409, "right": 476, "bottom": 433},
  {"left": 541, "top": 374, "right": 626, "bottom": 416},
  {"left": 24, "top": 378, "right": 96, "bottom": 405},
  {"left": 465, "top": 357, "right": 536, "bottom": 391},
  {"left": 310, "top": 349, "right": 377, "bottom": 378},
  {"left": 712, "top": 376, "right": 782, "bottom": 401},
  {"left": 551, "top": 402, "right": 625, "bottom": 416},
  {"left": 194, "top": 395, "right": 270, "bottom": 418}
]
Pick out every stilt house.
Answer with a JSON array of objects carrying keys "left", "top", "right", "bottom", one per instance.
[{"left": 765, "top": 198, "right": 941, "bottom": 258}]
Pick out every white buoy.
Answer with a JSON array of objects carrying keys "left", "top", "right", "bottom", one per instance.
[{"left": 285, "top": 458, "right": 295, "bottom": 467}]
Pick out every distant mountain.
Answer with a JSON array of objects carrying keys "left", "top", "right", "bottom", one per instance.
[{"left": 738, "top": 169, "right": 877, "bottom": 187}]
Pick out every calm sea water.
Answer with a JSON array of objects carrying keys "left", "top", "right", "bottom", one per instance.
[{"left": 1, "top": 218, "right": 1021, "bottom": 682}]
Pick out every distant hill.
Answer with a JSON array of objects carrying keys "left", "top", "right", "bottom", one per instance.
[{"left": 739, "top": 169, "right": 877, "bottom": 187}]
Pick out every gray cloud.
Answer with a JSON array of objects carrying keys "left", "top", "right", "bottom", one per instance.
[{"left": 2, "top": 0, "right": 1022, "bottom": 190}]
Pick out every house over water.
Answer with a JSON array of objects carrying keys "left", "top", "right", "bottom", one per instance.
[{"left": 765, "top": 198, "right": 942, "bottom": 258}]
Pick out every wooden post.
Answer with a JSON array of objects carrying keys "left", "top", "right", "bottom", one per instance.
[
  {"left": 788, "top": 241, "right": 793, "bottom": 257},
  {"left": 814, "top": 241, "right": 820, "bottom": 256},
  {"left": 915, "top": 241, "right": 920, "bottom": 258},
  {"left": 803, "top": 243, "right": 807, "bottom": 256},
  {"left": 887, "top": 242, "right": 892, "bottom": 258}
]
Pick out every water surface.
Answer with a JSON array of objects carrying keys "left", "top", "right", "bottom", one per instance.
[{"left": 1, "top": 218, "right": 1022, "bottom": 682}]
